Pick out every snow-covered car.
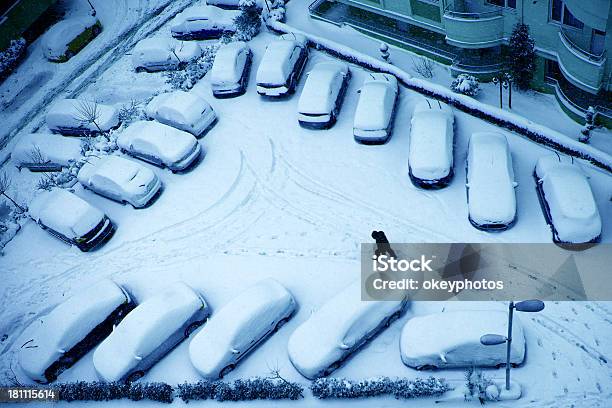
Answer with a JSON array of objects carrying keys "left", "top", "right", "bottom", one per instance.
[
  {"left": 353, "top": 73, "right": 398, "bottom": 144},
  {"left": 77, "top": 155, "right": 162, "bottom": 208},
  {"left": 297, "top": 61, "right": 350, "bottom": 129},
  {"left": 118, "top": 121, "right": 201, "bottom": 172},
  {"left": 534, "top": 155, "right": 602, "bottom": 244},
  {"left": 93, "top": 282, "right": 210, "bottom": 383},
  {"left": 400, "top": 311, "right": 525, "bottom": 369},
  {"left": 145, "top": 91, "right": 217, "bottom": 137},
  {"left": 288, "top": 280, "right": 407, "bottom": 379},
  {"left": 12, "top": 133, "right": 82, "bottom": 172},
  {"left": 46, "top": 99, "right": 120, "bottom": 136},
  {"left": 171, "top": 6, "right": 239, "bottom": 40},
  {"left": 19, "top": 279, "right": 133, "bottom": 383},
  {"left": 206, "top": 0, "right": 263, "bottom": 9},
  {"left": 466, "top": 132, "right": 517, "bottom": 231},
  {"left": 189, "top": 279, "right": 295, "bottom": 379},
  {"left": 29, "top": 188, "right": 115, "bottom": 251},
  {"left": 132, "top": 38, "right": 202, "bottom": 72},
  {"left": 256, "top": 33, "right": 309, "bottom": 97},
  {"left": 41, "top": 16, "right": 101, "bottom": 62},
  {"left": 210, "top": 41, "right": 252, "bottom": 98},
  {"left": 408, "top": 99, "right": 455, "bottom": 188}
]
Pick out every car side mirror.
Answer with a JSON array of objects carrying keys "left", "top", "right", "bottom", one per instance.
[
  {"left": 339, "top": 342, "right": 350, "bottom": 350},
  {"left": 512, "top": 181, "right": 518, "bottom": 188},
  {"left": 465, "top": 183, "right": 470, "bottom": 188},
  {"left": 231, "top": 348, "right": 240, "bottom": 354},
  {"left": 438, "top": 353, "right": 447, "bottom": 363},
  {"left": 58, "top": 348, "right": 66, "bottom": 354},
  {"left": 356, "top": 89, "right": 361, "bottom": 94}
]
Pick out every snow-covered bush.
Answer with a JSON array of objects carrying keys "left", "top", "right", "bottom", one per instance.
[
  {"left": 0, "top": 206, "right": 22, "bottom": 255},
  {"left": 165, "top": 44, "right": 218, "bottom": 90},
  {"left": 0, "top": 38, "right": 27, "bottom": 82},
  {"left": 463, "top": 367, "right": 495, "bottom": 404},
  {"left": 263, "top": 0, "right": 286, "bottom": 23},
  {"left": 311, "top": 377, "right": 450, "bottom": 399},
  {"left": 177, "top": 378, "right": 303, "bottom": 402},
  {"left": 451, "top": 74, "right": 480, "bottom": 97},
  {"left": 508, "top": 23, "right": 535, "bottom": 90},
  {"left": 233, "top": 0, "right": 261, "bottom": 41},
  {"left": 412, "top": 56, "right": 434, "bottom": 78},
  {"left": 54, "top": 381, "right": 172, "bottom": 403},
  {"left": 118, "top": 100, "right": 147, "bottom": 125},
  {"left": 126, "top": 382, "right": 174, "bottom": 403},
  {"left": 579, "top": 106, "right": 596, "bottom": 143}
]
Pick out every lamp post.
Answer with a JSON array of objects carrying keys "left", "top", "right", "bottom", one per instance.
[
  {"left": 480, "top": 300, "right": 545, "bottom": 391},
  {"left": 492, "top": 76, "right": 502, "bottom": 109},
  {"left": 492, "top": 73, "right": 513, "bottom": 110},
  {"left": 503, "top": 72, "right": 513, "bottom": 109}
]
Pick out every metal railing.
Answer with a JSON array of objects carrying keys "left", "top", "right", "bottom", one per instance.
[
  {"left": 452, "top": 60, "right": 504, "bottom": 73},
  {"left": 547, "top": 77, "right": 612, "bottom": 123},
  {"left": 443, "top": 4, "right": 503, "bottom": 19},
  {"left": 559, "top": 28, "right": 606, "bottom": 63}
]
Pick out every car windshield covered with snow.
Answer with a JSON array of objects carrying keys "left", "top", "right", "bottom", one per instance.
[
  {"left": 409, "top": 99, "right": 455, "bottom": 188},
  {"left": 28, "top": 188, "right": 115, "bottom": 251},
  {"left": 535, "top": 155, "right": 602, "bottom": 244},
  {"left": 256, "top": 34, "right": 308, "bottom": 97},
  {"left": 189, "top": 278, "right": 295, "bottom": 379},
  {"left": 93, "top": 282, "right": 209, "bottom": 383},
  {"left": 466, "top": 132, "right": 517, "bottom": 231},
  {"left": 19, "top": 279, "right": 132, "bottom": 383},
  {"left": 77, "top": 155, "right": 162, "bottom": 208},
  {"left": 210, "top": 41, "right": 252, "bottom": 97},
  {"left": 297, "top": 61, "right": 350, "bottom": 128},
  {"left": 118, "top": 121, "right": 201, "bottom": 172},
  {"left": 41, "top": 16, "right": 100, "bottom": 61},
  {"left": 46, "top": 99, "right": 119, "bottom": 136},
  {"left": 145, "top": 91, "right": 216, "bottom": 137},
  {"left": 12, "top": 133, "right": 82, "bottom": 172},
  {"left": 288, "top": 280, "right": 406, "bottom": 379},
  {"left": 171, "top": 6, "right": 239, "bottom": 40},
  {"left": 353, "top": 73, "right": 398, "bottom": 143},
  {"left": 132, "top": 38, "right": 202, "bottom": 72},
  {"left": 400, "top": 310, "right": 525, "bottom": 369}
]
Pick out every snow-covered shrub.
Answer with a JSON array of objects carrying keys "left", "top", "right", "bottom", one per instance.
[
  {"left": 0, "top": 207, "right": 22, "bottom": 255},
  {"left": 451, "top": 74, "right": 480, "bottom": 97},
  {"left": 233, "top": 0, "right": 261, "bottom": 41},
  {"left": 177, "top": 378, "right": 303, "bottom": 402},
  {"left": 311, "top": 377, "right": 450, "bottom": 399},
  {"left": 56, "top": 381, "right": 128, "bottom": 402},
  {"left": 263, "top": 0, "right": 286, "bottom": 23},
  {"left": 579, "top": 106, "right": 596, "bottom": 143},
  {"left": 177, "top": 380, "right": 217, "bottom": 401},
  {"left": 118, "top": 100, "right": 147, "bottom": 125},
  {"left": 165, "top": 44, "right": 218, "bottom": 90},
  {"left": 508, "top": 23, "right": 535, "bottom": 90},
  {"left": 0, "top": 38, "right": 27, "bottom": 82},
  {"left": 412, "top": 56, "right": 434, "bottom": 78},
  {"left": 127, "top": 382, "right": 174, "bottom": 403},
  {"left": 464, "top": 367, "right": 495, "bottom": 404}
]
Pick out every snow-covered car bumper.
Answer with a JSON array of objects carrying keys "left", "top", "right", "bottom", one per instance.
[
  {"left": 212, "top": 83, "right": 243, "bottom": 97},
  {"left": 193, "top": 111, "right": 218, "bottom": 137},
  {"left": 131, "top": 177, "right": 163, "bottom": 208},
  {"left": 298, "top": 113, "right": 332, "bottom": 129},
  {"left": 75, "top": 216, "right": 115, "bottom": 251},
  {"left": 171, "top": 28, "right": 232, "bottom": 40},
  {"left": 353, "top": 128, "right": 389, "bottom": 144},
  {"left": 257, "top": 85, "right": 289, "bottom": 97},
  {"left": 169, "top": 143, "right": 202, "bottom": 172},
  {"left": 409, "top": 167, "right": 453, "bottom": 189}
]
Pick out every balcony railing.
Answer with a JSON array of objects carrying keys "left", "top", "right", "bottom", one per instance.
[
  {"left": 559, "top": 28, "right": 606, "bottom": 63},
  {"left": 443, "top": 4, "right": 503, "bottom": 19}
]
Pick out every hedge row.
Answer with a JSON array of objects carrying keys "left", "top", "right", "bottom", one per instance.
[
  {"left": 56, "top": 381, "right": 173, "bottom": 403},
  {"left": 177, "top": 378, "right": 304, "bottom": 402},
  {"left": 311, "top": 376, "right": 450, "bottom": 399},
  {"left": 266, "top": 20, "right": 612, "bottom": 174}
]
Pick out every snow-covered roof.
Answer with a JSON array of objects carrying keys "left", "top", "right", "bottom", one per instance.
[
  {"left": 28, "top": 189, "right": 104, "bottom": 239},
  {"left": 93, "top": 282, "right": 206, "bottom": 382},
  {"left": 46, "top": 99, "right": 119, "bottom": 132},
  {"left": 298, "top": 62, "right": 348, "bottom": 115},
  {"left": 400, "top": 310, "right": 525, "bottom": 365},
  {"left": 210, "top": 41, "right": 249, "bottom": 84},
  {"left": 353, "top": 77, "right": 397, "bottom": 131},
  {"left": 12, "top": 133, "right": 82, "bottom": 167},
  {"left": 288, "top": 280, "right": 404, "bottom": 379},
  {"left": 467, "top": 132, "right": 516, "bottom": 225},
  {"left": 118, "top": 121, "right": 198, "bottom": 163},
  {"left": 19, "top": 279, "right": 128, "bottom": 382},
  {"left": 256, "top": 38, "right": 303, "bottom": 85},
  {"left": 189, "top": 279, "right": 294, "bottom": 377},
  {"left": 41, "top": 16, "right": 97, "bottom": 58}
]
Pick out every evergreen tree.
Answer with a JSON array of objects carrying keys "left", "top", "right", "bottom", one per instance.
[
  {"left": 234, "top": 0, "right": 261, "bottom": 41},
  {"left": 508, "top": 23, "right": 536, "bottom": 90}
]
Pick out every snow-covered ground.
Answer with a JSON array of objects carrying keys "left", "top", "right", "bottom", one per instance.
[{"left": 0, "top": 2, "right": 611, "bottom": 407}]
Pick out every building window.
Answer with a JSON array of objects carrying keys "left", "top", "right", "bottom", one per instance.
[
  {"left": 544, "top": 59, "right": 561, "bottom": 83},
  {"left": 486, "top": 0, "right": 516, "bottom": 8},
  {"left": 551, "top": 0, "right": 584, "bottom": 29}
]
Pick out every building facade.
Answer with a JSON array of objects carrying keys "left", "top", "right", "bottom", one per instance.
[{"left": 309, "top": 0, "right": 612, "bottom": 124}]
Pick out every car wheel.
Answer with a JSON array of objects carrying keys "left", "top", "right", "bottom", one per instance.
[
  {"left": 274, "top": 317, "right": 290, "bottom": 332},
  {"left": 126, "top": 371, "right": 144, "bottom": 384},
  {"left": 219, "top": 364, "right": 235, "bottom": 379},
  {"left": 415, "top": 364, "right": 437, "bottom": 371},
  {"left": 185, "top": 321, "right": 203, "bottom": 337}
]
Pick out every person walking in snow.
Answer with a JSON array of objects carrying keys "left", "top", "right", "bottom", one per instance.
[{"left": 372, "top": 230, "right": 397, "bottom": 258}]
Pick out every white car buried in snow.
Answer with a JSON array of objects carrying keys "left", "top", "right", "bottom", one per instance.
[
  {"left": 19, "top": 279, "right": 133, "bottom": 383},
  {"left": 534, "top": 155, "right": 602, "bottom": 245},
  {"left": 41, "top": 16, "right": 101, "bottom": 62},
  {"left": 145, "top": 91, "right": 217, "bottom": 137},
  {"left": 297, "top": 61, "right": 350, "bottom": 129},
  {"left": 210, "top": 41, "right": 252, "bottom": 98},
  {"left": 12, "top": 133, "right": 82, "bottom": 172},
  {"left": 189, "top": 279, "right": 295, "bottom": 379},
  {"left": 118, "top": 121, "right": 202, "bottom": 172},
  {"left": 400, "top": 311, "right": 525, "bottom": 370},
  {"left": 132, "top": 38, "right": 202, "bottom": 72},
  {"left": 171, "top": 6, "right": 239, "bottom": 40},
  {"left": 77, "top": 155, "right": 162, "bottom": 208},
  {"left": 29, "top": 188, "right": 115, "bottom": 252},
  {"left": 466, "top": 132, "right": 517, "bottom": 231},
  {"left": 256, "top": 34, "right": 309, "bottom": 97},
  {"left": 46, "top": 99, "right": 120, "bottom": 136},
  {"left": 353, "top": 73, "right": 398, "bottom": 144},
  {"left": 288, "top": 280, "right": 407, "bottom": 379},
  {"left": 408, "top": 99, "right": 455, "bottom": 188},
  {"left": 93, "top": 282, "right": 210, "bottom": 383}
]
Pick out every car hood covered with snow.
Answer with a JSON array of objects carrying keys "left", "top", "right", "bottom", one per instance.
[
  {"left": 298, "top": 62, "right": 348, "bottom": 115},
  {"left": 41, "top": 16, "right": 98, "bottom": 59},
  {"left": 19, "top": 279, "right": 128, "bottom": 382}
]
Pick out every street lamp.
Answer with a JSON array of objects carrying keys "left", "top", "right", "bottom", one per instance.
[
  {"left": 480, "top": 300, "right": 545, "bottom": 391},
  {"left": 492, "top": 73, "right": 513, "bottom": 110}
]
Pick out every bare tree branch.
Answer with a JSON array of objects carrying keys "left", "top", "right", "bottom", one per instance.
[
  {"left": 74, "top": 100, "right": 103, "bottom": 133},
  {"left": 0, "top": 172, "right": 26, "bottom": 212}
]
